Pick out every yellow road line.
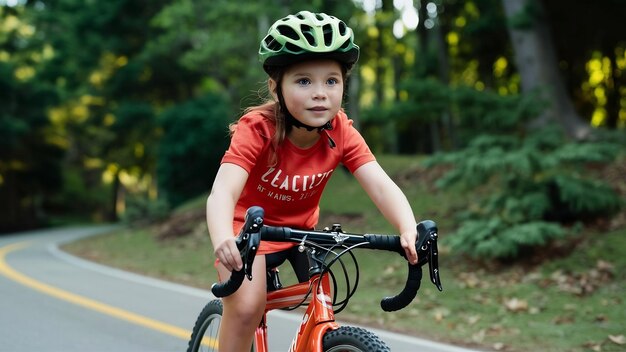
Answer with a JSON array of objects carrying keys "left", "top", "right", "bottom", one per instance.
[{"left": 0, "top": 241, "right": 198, "bottom": 342}]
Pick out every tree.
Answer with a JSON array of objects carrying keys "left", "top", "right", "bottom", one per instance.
[
  {"left": 156, "top": 93, "right": 232, "bottom": 207},
  {"left": 0, "top": 4, "right": 64, "bottom": 231},
  {"left": 501, "top": 0, "right": 591, "bottom": 138},
  {"left": 33, "top": 0, "right": 187, "bottom": 220},
  {"left": 542, "top": 0, "right": 626, "bottom": 129}
]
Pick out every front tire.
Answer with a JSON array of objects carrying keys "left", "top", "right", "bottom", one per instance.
[
  {"left": 323, "top": 326, "right": 391, "bottom": 352},
  {"left": 187, "top": 299, "right": 223, "bottom": 352}
]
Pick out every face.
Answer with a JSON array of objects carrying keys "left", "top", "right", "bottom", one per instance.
[{"left": 273, "top": 59, "right": 344, "bottom": 129}]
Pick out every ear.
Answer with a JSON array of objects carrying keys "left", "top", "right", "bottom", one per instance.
[{"left": 268, "top": 79, "right": 279, "bottom": 101}]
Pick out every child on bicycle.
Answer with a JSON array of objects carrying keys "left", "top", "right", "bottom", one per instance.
[{"left": 206, "top": 10, "right": 419, "bottom": 351}]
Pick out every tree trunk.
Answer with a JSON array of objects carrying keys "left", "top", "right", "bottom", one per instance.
[
  {"left": 501, "top": 0, "right": 591, "bottom": 139},
  {"left": 110, "top": 171, "right": 121, "bottom": 222}
]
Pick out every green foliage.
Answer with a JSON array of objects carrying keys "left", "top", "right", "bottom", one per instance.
[
  {"left": 120, "top": 195, "right": 170, "bottom": 225},
  {"left": 452, "top": 85, "right": 546, "bottom": 136},
  {"left": 156, "top": 93, "right": 232, "bottom": 207},
  {"left": 448, "top": 219, "right": 566, "bottom": 258},
  {"left": 46, "top": 166, "right": 111, "bottom": 221},
  {"left": 0, "top": 6, "right": 65, "bottom": 230},
  {"left": 363, "top": 78, "right": 547, "bottom": 153},
  {"left": 428, "top": 121, "right": 623, "bottom": 260}
]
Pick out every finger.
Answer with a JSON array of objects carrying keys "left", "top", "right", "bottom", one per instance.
[
  {"left": 227, "top": 243, "right": 243, "bottom": 271},
  {"left": 408, "top": 249, "right": 418, "bottom": 264},
  {"left": 403, "top": 246, "right": 417, "bottom": 264},
  {"left": 400, "top": 238, "right": 418, "bottom": 264},
  {"left": 225, "top": 251, "right": 241, "bottom": 271},
  {"left": 233, "top": 253, "right": 243, "bottom": 271},
  {"left": 217, "top": 248, "right": 236, "bottom": 272},
  {"left": 220, "top": 253, "right": 233, "bottom": 272}
]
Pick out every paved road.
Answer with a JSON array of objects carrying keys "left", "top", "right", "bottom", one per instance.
[{"left": 0, "top": 226, "right": 483, "bottom": 352}]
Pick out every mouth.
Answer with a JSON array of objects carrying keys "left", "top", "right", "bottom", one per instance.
[{"left": 308, "top": 106, "right": 328, "bottom": 112}]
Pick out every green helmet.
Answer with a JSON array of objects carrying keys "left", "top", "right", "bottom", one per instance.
[{"left": 259, "top": 11, "right": 360, "bottom": 71}]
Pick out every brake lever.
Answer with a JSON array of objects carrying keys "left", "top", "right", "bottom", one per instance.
[
  {"left": 241, "top": 232, "right": 260, "bottom": 280},
  {"left": 427, "top": 234, "right": 443, "bottom": 291},
  {"left": 416, "top": 220, "right": 443, "bottom": 291},
  {"left": 239, "top": 206, "right": 264, "bottom": 281}
]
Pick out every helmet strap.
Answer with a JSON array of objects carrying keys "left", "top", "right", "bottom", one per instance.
[{"left": 276, "top": 87, "right": 336, "bottom": 148}]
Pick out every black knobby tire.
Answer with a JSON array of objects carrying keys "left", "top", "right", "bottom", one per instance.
[
  {"left": 322, "top": 326, "right": 391, "bottom": 352},
  {"left": 187, "top": 299, "right": 223, "bottom": 352}
]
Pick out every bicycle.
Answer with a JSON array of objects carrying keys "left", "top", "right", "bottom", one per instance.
[{"left": 187, "top": 206, "right": 443, "bottom": 352}]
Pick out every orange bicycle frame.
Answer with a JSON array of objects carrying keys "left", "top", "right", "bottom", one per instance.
[{"left": 253, "top": 273, "right": 338, "bottom": 352}]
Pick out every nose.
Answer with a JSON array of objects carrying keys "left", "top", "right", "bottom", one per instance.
[{"left": 312, "top": 83, "right": 327, "bottom": 100}]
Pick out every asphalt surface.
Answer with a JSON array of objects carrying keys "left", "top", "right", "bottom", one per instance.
[{"left": 0, "top": 226, "right": 484, "bottom": 352}]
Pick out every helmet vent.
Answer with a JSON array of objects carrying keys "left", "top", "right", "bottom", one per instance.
[
  {"left": 300, "top": 25, "right": 316, "bottom": 46},
  {"left": 338, "top": 21, "right": 347, "bottom": 36},
  {"left": 322, "top": 24, "right": 333, "bottom": 46},
  {"left": 277, "top": 25, "right": 300, "bottom": 41},
  {"left": 285, "top": 42, "right": 301, "bottom": 53},
  {"left": 264, "top": 35, "right": 282, "bottom": 51}
]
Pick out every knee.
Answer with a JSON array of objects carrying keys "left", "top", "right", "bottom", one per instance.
[{"left": 224, "top": 296, "right": 266, "bottom": 326}]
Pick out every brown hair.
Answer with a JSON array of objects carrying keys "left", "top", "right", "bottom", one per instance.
[{"left": 228, "top": 67, "right": 287, "bottom": 166}]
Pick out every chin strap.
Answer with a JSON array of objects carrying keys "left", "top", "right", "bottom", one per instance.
[
  {"left": 277, "top": 88, "right": 336, "bottom": 148},
  {"left": 284, "top": 108, "right": 336, "bottom": 148},
  {"left": 322, "top": 128, "right": 336, "bottom": 148}
]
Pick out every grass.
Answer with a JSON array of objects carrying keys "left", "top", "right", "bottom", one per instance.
[{"left": 63, "top": 155, "right": 626, "bottom": 352}]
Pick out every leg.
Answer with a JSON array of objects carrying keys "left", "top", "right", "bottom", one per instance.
[
  {"left": 287, "top": 246, "right": 310, "bottom": 283},
  {"left": 216, "top": 255, "right": 267, "bottom": 352}
]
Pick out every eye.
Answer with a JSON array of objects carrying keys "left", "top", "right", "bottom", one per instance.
[
  {"left": 327, "top": 77, "right": 340, "bottom": 86},
  {"left": 297, "top": 78, "right": 311, "bottom": 86}
]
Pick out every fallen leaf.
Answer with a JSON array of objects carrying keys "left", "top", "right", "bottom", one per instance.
[
  {"left": 594, "top": 315, "right": 608, "bottom": 323},
  {"left": 493, "top": 342, "right": 506, "bottom": 351},
  {"left": 596, "top": 260, "right": 614, "bottom": 272},
  {"left": 504, "top": 297, "right": 528, "bottom": 312},
  {"left": 466, "top": 315, "right": 481, "bottom": 325},
  {"left": 553, "top": 315, "right": 575, "bottom": 325},
  {"left": 472, "top": 329, "right": 485, "bottom": 343},
  {"left": 458, "top": 272, "right": 481, "bottom": 288},
  {"left": 432, "top": 307, "right": 450, "bottom": 322},
  {"left": 608, "top": 334, "right": 626, "bottom": 345},
  {"left": 583, "top": 341, "right": 603, "bottom": 351}
]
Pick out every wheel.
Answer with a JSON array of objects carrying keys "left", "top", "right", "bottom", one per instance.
[
  {"left": 322, "top": 326, "right": 391, "bottom": 352},
  {"left": 187, "top": 299, "right": 255, "bottom": 352},
  {"left": 187, "top": 299, "right": 223, "bottom": 352}
]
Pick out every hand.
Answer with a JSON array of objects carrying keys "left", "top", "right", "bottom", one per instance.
[
  {"left": 400, "top": 230, "right": 418, "bottom": 265},
  {"left": 214, "top": 237, "right": 243, "bottom": 272}
]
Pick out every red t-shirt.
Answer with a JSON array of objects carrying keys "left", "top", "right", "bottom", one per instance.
[{"left": 221, "top": 109, "right": 375, "bottom": 254}]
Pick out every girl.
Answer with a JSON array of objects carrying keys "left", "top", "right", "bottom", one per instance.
[{"left": 206, "top": 11, "right": 419, "bottom": 351}]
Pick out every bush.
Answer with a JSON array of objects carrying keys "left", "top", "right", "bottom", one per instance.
[
  {"left": 427, "top": 127, "right": 623, "bottom": 261},
  {"left": 121, "top": 195, "right": 170, "bottom": 226},
  {"left": 156, "top": 93, "right": 232, "bottom": 207}
]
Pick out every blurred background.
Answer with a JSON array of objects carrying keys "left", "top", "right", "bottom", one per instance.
[
  {"left": 2, "top": 3, "right": 625, "bottom": 348},
  {"left": 1, "top": 0, "right": 624, "bottom": 254}
]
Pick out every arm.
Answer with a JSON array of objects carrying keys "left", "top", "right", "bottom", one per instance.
[
  {"left": 353, "top": 161, "right": 418, "bottom": 264},
  {"left": 206, "top": 163, "right": 249, "bottom": 272}
]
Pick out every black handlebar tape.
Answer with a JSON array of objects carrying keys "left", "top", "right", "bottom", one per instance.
[
  {"left": 363, "top": 234, "right": 403, "bottom": 254},
  {"left": 211, "top": 269, "right": 245, "bottom": 298},
  {"left": 380, "top": 263, "right": 423, "bottom": 312},
  {"left": 260, "top": 226, "right": 292, "bottom": 241}
]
